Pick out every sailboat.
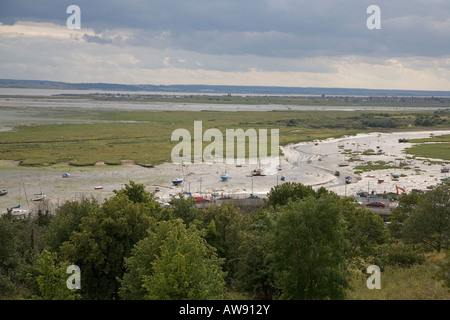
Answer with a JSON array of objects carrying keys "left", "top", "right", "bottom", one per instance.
[
  {"left": 251, "top": 160, "right": 265, "bottom": 176},
  {"left": 172, "top": 164, "right": 184, "bottom": 186},
  {"left": 10, "top": 177, "right": 30, "bottom": 218},
  {"left": 62, "top": 167, "right": 71, "bottom": 178},
  {"left": 31, "top": 176, "right": 46, "bottom": 201},
  {"left": 32, "top": 192, "right": 46, "bottom": 201},
  {"left": 9, "top": 204, "right": 28, "bottom": 218},
  {"left": 220, "top": 170, "right": 229, "bottom": 181},
  {"left": 220, "top": 164, "right": 229, "bottom": 181}
]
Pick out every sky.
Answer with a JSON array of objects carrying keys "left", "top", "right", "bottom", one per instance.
[{"left": 1, "top": 0, "right": 450, "bottom": 90}]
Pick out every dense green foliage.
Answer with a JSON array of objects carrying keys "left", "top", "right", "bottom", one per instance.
[
  {"left": 270, "top": 194, "right": 349, "bottom": 299},
  {"left": 0, "top": 181, "right": 448, "bottom": 300}
]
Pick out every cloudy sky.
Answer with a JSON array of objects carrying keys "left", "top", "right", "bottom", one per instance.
[{"left": 1, "top": 0, "right": 450, "bottom": 90}]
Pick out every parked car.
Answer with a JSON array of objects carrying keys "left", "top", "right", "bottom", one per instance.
[
  {"left": 366, "top": 201, "right": 386, "bottom": 208},
  {"left": 195, "top": 196, "right": 210, "bottom": 202}
]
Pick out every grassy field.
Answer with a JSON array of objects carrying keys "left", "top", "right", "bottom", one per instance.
[
  {"left": 406, "top": 134, "right": 450, "bottom": 161},
  {"left": 0, "top": 108, "right": 449, "bottom": 166},
  {"left": 347, "top": 253, "right": 449, "bottom": 300},
  {"left": 89, "top": 94, "right": 450, "bottom": 108}
]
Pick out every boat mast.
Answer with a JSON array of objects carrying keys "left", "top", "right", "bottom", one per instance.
[{"left": 20, "top": 176, "right": 30, "bottom": 212}]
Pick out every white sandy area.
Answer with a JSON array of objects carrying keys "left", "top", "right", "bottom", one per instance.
[
  {"left": 1, "top": 129, "right": 450, "bottom": 214},
  {"left": 281, "top": 130, "right": 450, "bottom": 197}
]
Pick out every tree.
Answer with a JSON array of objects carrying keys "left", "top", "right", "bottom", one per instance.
[
  {"left": 33, "top": 249, "right": 79, "bottom": 300},
  {"left": 0, "top": 213, "right": 23, "bottom": 297},
  {"left": 233, "top": 209, "right": 278, "bottom": 299},
  {"left": 120, "top": 219, "right": 226, "bottom": 300},
  {"left": 200, "top": 201, "right": 250, "bottom": 283},
  {"left": 44, "top": 198, "right": 99, "bottom": 253},
  {"left": 169, "top": 194, "right": 201, "bottom": 226},
  {"left": 60, "top": 193, "right": 155, "bottom": 299},
  {"left": 402, "top": 185, "right": 450, "bottom": 252},
  {"left": 143, "top": 220, "right": 227, "bottom": 300},
  {"left": 270, "top": 193, "right": 349, "bottom": 300},
  {"left": 114, "top": 180, "right": 168, "bottom": 221},
  {"left": 388, "top": 191, "right": 423, "bottom": 239},
  {"left": 265, "top": 182, "right": 329, "bottom": 208},
  {"left": 113, "top": 180, "right": 151, "bottom": 204},
  {"left": 341, "top": 198, "right": 388, "bottom": 267},
  {"left": 0, "top": 211, "right": 51, "bottom": 298}
]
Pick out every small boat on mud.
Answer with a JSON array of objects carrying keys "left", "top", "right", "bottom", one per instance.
[
  {"left": 0, "top": 190, "right": 7, "bottom": 196},
  {"left": 220, "top": 170, "right": 229, "bottom": 181},
  {"left": 172, "top": 178, "right": 183, "bottom": 185},
  {"left": 251, "top": 168, "right": 265, "bottom": 176},
  {"left": 8, "top": 205, "right": 29, "bottom": 218},
  {"left": 32, "top": 192, "right": 46, "bottom": 201}
]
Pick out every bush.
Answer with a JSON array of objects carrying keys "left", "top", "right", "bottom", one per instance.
[{"left": 372, "top": 242, "right": 425, "bottom": 270}]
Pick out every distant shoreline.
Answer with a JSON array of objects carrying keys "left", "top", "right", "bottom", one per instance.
[{"left": 2, "top": 79, "right": 450, "bottom": 97}]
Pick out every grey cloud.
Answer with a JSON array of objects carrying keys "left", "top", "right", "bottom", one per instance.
[
  {"left": 83, "top": 33, "right": 112, "bottom": 44},
  {"left": 1, "top": 0, "right": 450, "bottom": 60}
]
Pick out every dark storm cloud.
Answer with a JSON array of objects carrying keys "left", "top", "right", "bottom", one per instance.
[{"left": 1, "top": 0, "right": 450, "bottom": 58}]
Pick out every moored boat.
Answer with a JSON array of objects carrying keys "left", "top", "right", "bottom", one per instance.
[
  {"left": 220, "top": 170, "right": 229, "bottom": 181},
  {"left": 251, "top": 168, "right": 265, "bottom": 176},
  {"left": 32, "top": 192, "right": 46, "bottom": 201},
  {"left": 172, "top": 178, "right": 183, "bottom": 185}
]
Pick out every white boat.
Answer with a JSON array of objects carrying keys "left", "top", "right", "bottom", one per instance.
[
  {"left": 32, "top": 192, "right": 46, "bottom": 201},
  {"left": 0, "top": 190, "right": 7, "bottom": 196},
  {"left": 7, "top": 205, "right": 29, "bottom": 218},
  {"left": 11, "top": 208, "right": 29, "bottom": 218},
  {"left": 338, "top": 162, "right": 349, "bottom": 167}
]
